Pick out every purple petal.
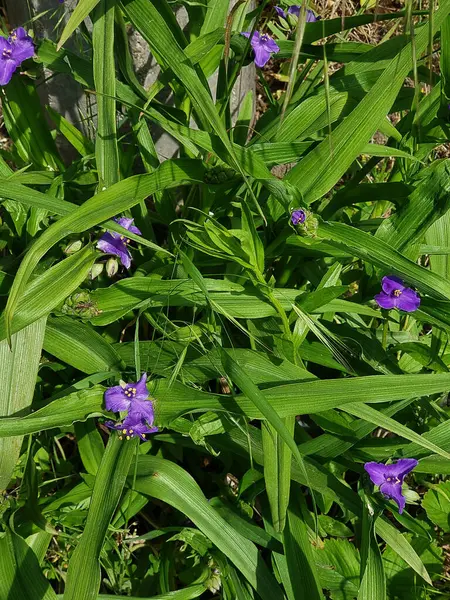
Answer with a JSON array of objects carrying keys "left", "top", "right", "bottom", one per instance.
[
  {"left": 105, "top": 420, "right": 122, "bottom": 431},
  {"left": 380, "top": 481, "right": 406, "bottom": 514},
  {"left": 287, "top": 5, "right": 301, "bottom": 16},
  {"left": 114, "top": 217, "right": 142, "bottom": 236},
  {"left": 397, "top": 287, "right": 420, "bottom": 313},
  {"left": 129, "top": 399, "right": 155, "bottom": 425},
  {"left": 305, "top": 9, "right": 317, "bottom": 22},
  {"left": 241, "top": 32, "right": 251, "bottom": 39},
  {"left": 104, "top": 386, "right": 131, "bottom": 413},
  {"left": 0, "top": 37, "right": 11, "bottom": 53},
  {"left": 291, "top": 209, "right": 306, "bottom": 225},
  {"left": 0, "top": 55, "right": 17, "bottom": 86},
  {"left": 263, "top": 37, "right": 280, "bottom": 54},
  {"left": 253, "top": 45, "right": 272, "bottom": 68},
  {"left": 97, "top": 234, "right": 132, "bottom": 268},
  {"left": 275, "top": 6, "right": 287, "bottom": 18},
  {"left": 387, "top": 458, "right": 418, "bottom": 480},
  {"left": 128, "top": 224, "right": 141, "bottom": 236},
  {"left": 374, "top": 291, "right": 396, "bottom": 310},
  {"left": 10, "top": 27, "right": 28, "bottom": 41},
  {"left": 364, "top": 462, "right": 387, "bottom": 486},
  {"left": 381, "top": 275, "right": 405, "bottom": 295},
  {"left": 133, "top": 372, "right": 149, "bottom": 401},
  {"left": 9, "top": 28, "right": 34, "bottom": 63}
]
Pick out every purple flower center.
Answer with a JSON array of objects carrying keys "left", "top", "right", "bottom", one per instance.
[
  {"left": 124, "top": 386, "right": 137, "bottom": 398},
  {"left": 385, "top": 475, "right": 401, "bottom": 484},
  {"left": 119, "top": 426, "right": 146, "bottom": 441},
  {"left": 393, "top": 289, "right": 402, "bottom": 297}
]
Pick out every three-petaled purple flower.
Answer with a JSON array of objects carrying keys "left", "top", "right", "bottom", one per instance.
[
  {"left": 291, "top": 209, "right": 306, "bottom": 225},
  {"left": 104, "top": 373, "right": 158, "bottom": 441},
  {"left": 275, "top": 5, "right": 317, "bottom": 22},
  {"left": 364, "top": 458, "right": 418, "bottom": 514},
  {"left": 97, "top": 217, "right": 141, "bottom": 269},
  {"left": 0, "top": 27, "right": 35, "bottom": 86},
  {"left": 241, "top": 31, "right": 280, "bottom": 68},
  {"left": 374, "top": 275, "right": 420, "bottom": 313}
]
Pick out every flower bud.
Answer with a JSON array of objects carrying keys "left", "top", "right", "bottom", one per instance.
[
  {"left": 106, "top": 257, "right": 119, "bottom": 278},
  {"left": 64, "top": 240, "right": 82, "bottom": 254},
  {"left": 89, "top": 263, "right": 104, "bottom": 280}
]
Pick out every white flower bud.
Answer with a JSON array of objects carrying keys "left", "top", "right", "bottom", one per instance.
[
  {"left": 64, "top": 240, "right": 83, "bottom": 254},
  {"left": 89, "top": 263, "right": 104, "bottom": 280},
  {"left": 106, "top": 257, "right": 119, "bottom": 278}
]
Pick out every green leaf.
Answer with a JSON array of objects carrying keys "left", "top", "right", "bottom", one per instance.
[
  {"left": 63, "top": 435, "right": 137, "bottom": 600},
  {"left": 0, "top": 245, "right": 97, "bottom": 341},
  {"left": 120, "top": 0, "right": 241, "bottom": 175},
  {"left": 47, "top": 106, "right": 94, "bottom": 157},
  {"left": 4, "top": 159, "right": 205, "bottom": 341},
  {"left": 341, "top": 403, "right": 450, "bottom": 460},
  {"left": 358, "top": 501, "right": 386, "bottom": 600},
  {"left": 44, "top": 316, "right": 123, "bottom": 374},
  {"left": 283, "top": 490, "right": 323, "bottom": 600},
  {"left": 132, "top": 456, "right": 284, "bottom": 600},
  {"left": 0, "top": 527, "right": 57, "bottom": 600},
  {"left": 74, "top": 420, "right": 105, "bottom": 476},
  {"left": 375, "top": 160, "right": 450, "bottom": 253},
  {"left": 318, "top": 220, "right": 450, "bottom": 299},
  {"left": 422, "top": 481, "right": 450, "bottom": 532},
  {"left": 285, "top": 2, "right": 450, "bottom": 203},
  {"left": 0, "top": 318, "right": 46, "bottom": 491},
  {"left": 93, "top": 0, "right": 120, "bottom": 188},
  {"left": 383, "top": 535, "right": 443, "bottom": 597},
  {"left": 3, "top": 77, "right": 63, "bottom": 171},
  {"left": 88, "top": 587, "right": 207, "bottom": 599},
  {"left": 262, "top": 420, "right": 293, "bottom": 533},
  {"left": 58, "top": 0, "right": 102, "bottom": 49},
  {"left": 314, "top": 538, "right": 360, "bottom": 599}
]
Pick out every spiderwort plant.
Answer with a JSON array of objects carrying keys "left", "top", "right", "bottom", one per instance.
[
  {"left": 241, "top": 31, "right": 280, "bottom": 68},
  {"left": 364, "top": 459, "right": 418, "bottom": 514},
  {"left": 0, "top": 27, "right": 34, "bottom": 86},
  {"left": 97, "top": 217, "right": 141, "bottom": 269},
  {"left": 104, "top": 373, "right": 158, "bottom": 441},
  {"left": 374, "top": 275, "right": 421, "bottom": 312}
]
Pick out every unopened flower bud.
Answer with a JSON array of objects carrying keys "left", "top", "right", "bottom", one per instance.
[
  {"left": 106, "top": 257, "right": 119, "bottom": 278},
  {"left": 64, "top": 240, "right": 82, "bottom": 254},
  {"left": 89, "top": 263, "right": 104, "bottom": 280}
]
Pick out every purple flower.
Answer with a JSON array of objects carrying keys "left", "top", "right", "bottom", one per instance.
[
  {"left": 241, "top": 31, "right": 280, "bottom": 68},
  {"left": 291, "top": 209, "right": 306, "bottom": 225},
  {"left": 275, "top": 5, "right": 317, "bottom": 22},
  {"left": 374, "top": 275, "right": 420, "bottom": 313},
  {"left": 105, "top": 414, "right": 158, "bottom": 441},
  {"left": 0, "top": 28, "right": 34, "bottom": 86},
  {"left": 364, "top": 458, "right": 418, "bottom": 514},
  {"left": 97, "top": 217, "right": 141, "bottom": 269},
  {"left": 104, "top": 373, "right": 158, "bottom": 441}
]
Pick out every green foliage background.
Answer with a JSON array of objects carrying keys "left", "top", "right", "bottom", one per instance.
[{"left": 1, "top": 0, "right": 450, "bottom": 598}]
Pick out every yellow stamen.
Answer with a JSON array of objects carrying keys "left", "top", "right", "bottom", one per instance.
[
  {"left": 393, "top": 289, "right": 402, "bottom": 297},
  {"left": 119, "top": 436, "right": 123, "bottom": 440},
  {"left": 122, "top": 429, "right": 127, "bottom": 434},
  {"left": 126, "top": 435, "right": 131, "bottom": 440}
]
